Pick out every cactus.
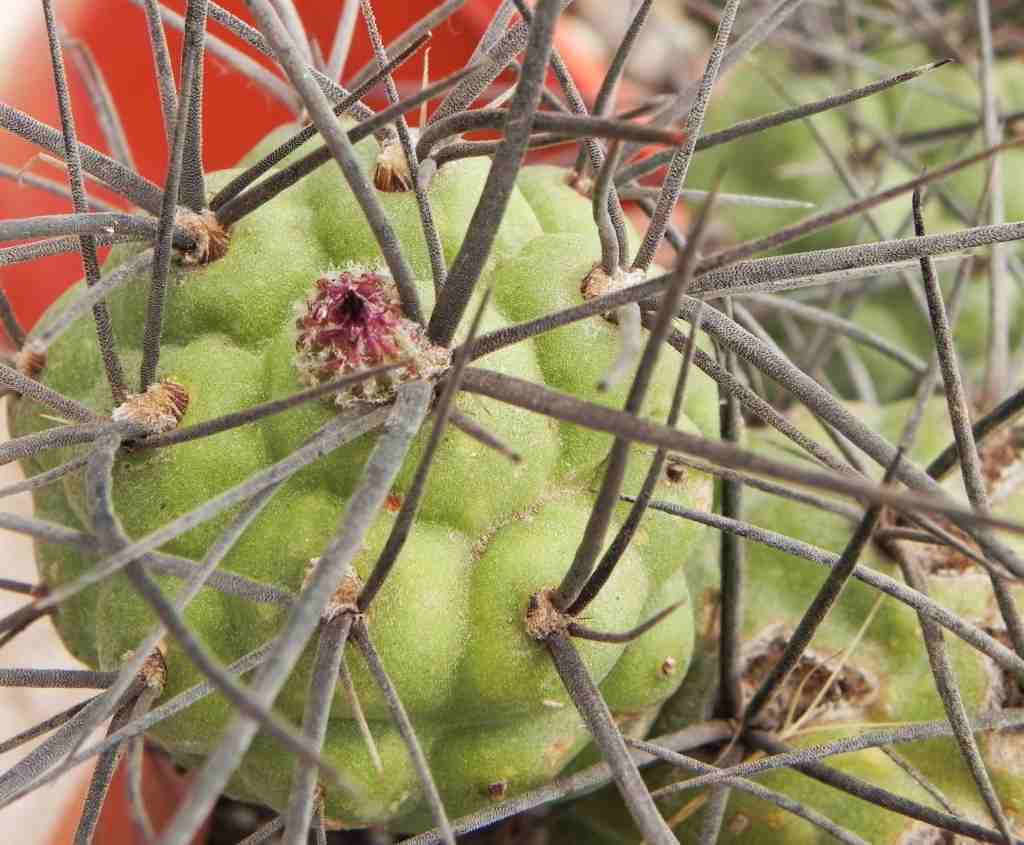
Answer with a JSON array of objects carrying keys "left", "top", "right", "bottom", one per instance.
[
  {"left": 1, "top": 2, "right": 1023, "bottom": 845},
  {"left": 10, "top": 132, "right": 720, "bottom": 829},
  {"left": 559, "top": 398, "right": 1024, "bottom": 843}
]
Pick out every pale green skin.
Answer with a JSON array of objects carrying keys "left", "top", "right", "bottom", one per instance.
[
  {"left": 871, "top": 54, "right": 1024, "bottom": 247},
  {"left": 685, "top": 52, "right": 1023, "bottom": 256},
  {"left": 688, "top": 53, "right": 1024, "bottom": 403},
  {"left": 823, "top": 272, "right": 1024, "bottom": 402},
  {"left": 561, "top": 398, "right": 1024, "bottom": 843},
  {"left": 12, "top": 130, "right": 721, "bottom": 829},
  {"left": 682, "top": 54, "right": 899, "bottom": 254}
]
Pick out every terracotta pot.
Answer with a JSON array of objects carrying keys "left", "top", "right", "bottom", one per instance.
[{"left": 47, "top": 747, "right": 210, "bottom": 845}]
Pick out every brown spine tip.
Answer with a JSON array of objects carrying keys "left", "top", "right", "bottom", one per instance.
[
  {"left": 119, "top": 643, "right": 168, "bottom": 692},
  {"left": 159, "top": 379, "right": 190, "bottom": 420},
  {"left": 581, "top": 263, "right": 616, "bottom": 301},
  {"left": 141, "top": 646, "right": 168, "bottom": 691},
  {"left": 373, "top": 136, "right": 415, "bottom": 193},
  {"left": 303, "top": 560, "right": 365, "bottom": 622},
  {"left": 581, "top": 263, "right": 644, "bottom": 305},
  {"left": 485, "top": 781, "right": 508, "bottom": 801},
  {"left": 175, "top": 209, "right": 231, "bottom": 266},
  {"left": 524, "top": 588, "right": 570, "bottom": 641},
  {"left": 15, "top": 341, "right": 47, "bottom": 381},
  {"left": 112, "top": 379, "right": 190, "bottom": 434},
  {"left": 660, "top": 656, "right": 678, "bottom": 676},
  {"left": 568, "top": 171, "right": 594, "bottom": 197},
  {"left": 665, "top": 459, "right": 686, "bottom": 484}
]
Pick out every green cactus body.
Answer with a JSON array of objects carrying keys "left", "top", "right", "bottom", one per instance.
[
  {"left": 560, "top": 398, "right": 1024, "bottom": 843},
  {"left": 11, "top": 128, "right": 721, "bottom": 829}
]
